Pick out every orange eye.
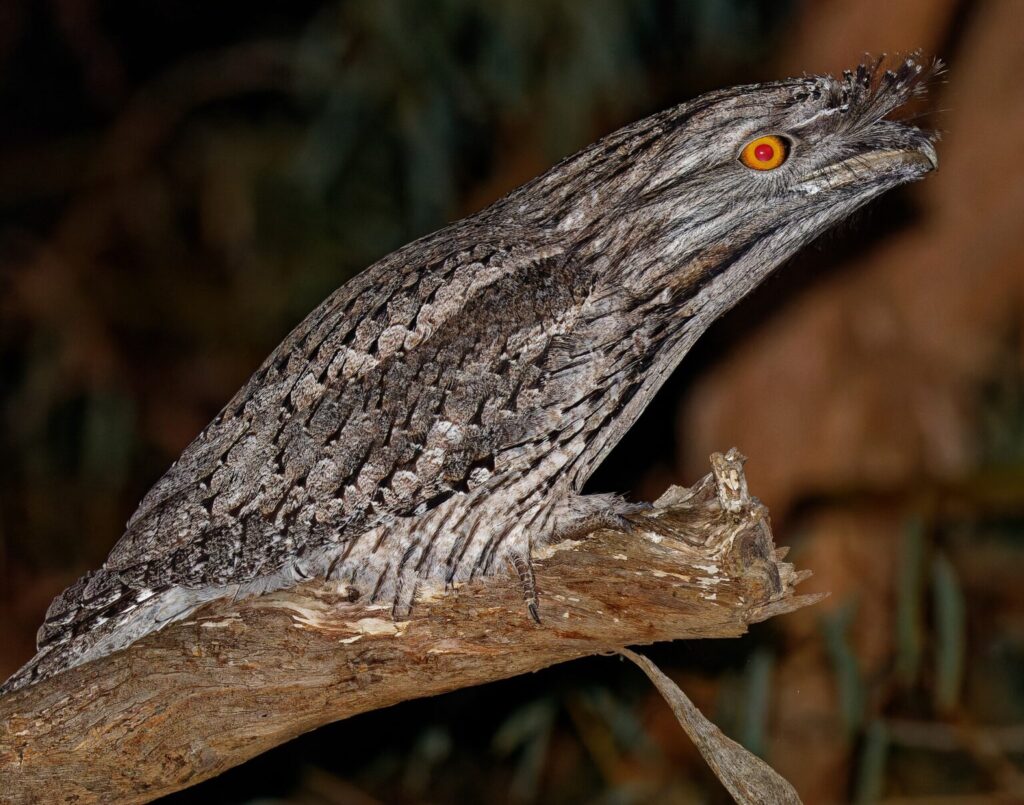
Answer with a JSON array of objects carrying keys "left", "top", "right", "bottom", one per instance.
[{"left": 739, "top": 135, "right": 789, "bottom": 170}]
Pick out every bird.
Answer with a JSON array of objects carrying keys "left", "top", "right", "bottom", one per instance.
[{"left": 1, "top": 56, "right": 940, "bottom": 694}]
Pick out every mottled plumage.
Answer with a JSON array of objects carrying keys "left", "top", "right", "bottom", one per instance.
[{"left": 2, "top": 57, "right": 939, "bottom": 693}]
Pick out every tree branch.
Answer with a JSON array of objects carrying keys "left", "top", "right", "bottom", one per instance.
[{"left": 0, "top": 449, "right": 822, "bottom": 804}]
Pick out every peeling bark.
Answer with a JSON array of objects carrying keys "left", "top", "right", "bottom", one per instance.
[{"left": 0, "top": 449, "right": 822, "bottom": 804}]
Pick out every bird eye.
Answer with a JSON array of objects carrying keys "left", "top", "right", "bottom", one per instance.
[{"left": 739, "top": 135, "right": 789, "bottom": 170}]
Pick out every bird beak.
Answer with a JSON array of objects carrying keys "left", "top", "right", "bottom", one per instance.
[{"left": 794, "top": 138, "right": 937, "bottom": 196}]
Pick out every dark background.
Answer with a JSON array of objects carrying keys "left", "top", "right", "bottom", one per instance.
[{"left": 1, "top": 1, "right": 1022, "bottom": 803}]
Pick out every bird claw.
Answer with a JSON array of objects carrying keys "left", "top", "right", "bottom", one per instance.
[{"left": 507, "top": 550, "right": 541, "bottom": 625}]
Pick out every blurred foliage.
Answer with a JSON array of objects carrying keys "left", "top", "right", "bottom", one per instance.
[{"left": 0, "top": 1, "right": 1022, "bottom": 803}]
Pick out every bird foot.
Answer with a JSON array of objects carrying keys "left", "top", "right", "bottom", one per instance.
[
  {"left": 507, "top": 550, "right": 541, "bottom": 624},
  {"left": 549, "top": 492, "right": 650, "bottom": 542}
]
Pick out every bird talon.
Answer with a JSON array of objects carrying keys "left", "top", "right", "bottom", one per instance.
[{"left": 507, "top": 551, "right": 541, "bottom": 625}]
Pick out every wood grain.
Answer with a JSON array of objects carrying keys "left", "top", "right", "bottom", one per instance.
[{"left": 0, "top": 449, "right": 821, "bottom": 803}]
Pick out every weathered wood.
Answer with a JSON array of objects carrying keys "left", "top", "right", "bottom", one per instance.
[{"left": 0, "top": 449, "right": 821, "bottom": 804}]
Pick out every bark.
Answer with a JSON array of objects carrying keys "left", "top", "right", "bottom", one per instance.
[{"left": 0, "top": 449, "right": 821, "bottom": 804}]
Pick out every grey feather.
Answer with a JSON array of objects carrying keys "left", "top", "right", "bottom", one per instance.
[{"left": 2, "top": 56, "right": 940, "bottom": 694}]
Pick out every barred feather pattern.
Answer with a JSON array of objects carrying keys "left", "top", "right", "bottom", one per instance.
[{"left": 2, "top": 55, "right": 940, "bottom": 693}]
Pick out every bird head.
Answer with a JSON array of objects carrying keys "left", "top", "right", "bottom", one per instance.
[{"left": 523, "top": 55, "right": 941, "bottom": 315}]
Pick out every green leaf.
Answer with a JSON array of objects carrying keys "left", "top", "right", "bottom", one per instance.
[
  {"left": 932, "top": 552, "right": 966, "bottom": 713},
  {"left": 895, "top": 517, "right": 926, "bottom": 686}
]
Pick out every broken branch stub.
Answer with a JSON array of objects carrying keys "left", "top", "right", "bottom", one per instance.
[{"left": 0, "top": 448, "right": 822, "bottom": 803}]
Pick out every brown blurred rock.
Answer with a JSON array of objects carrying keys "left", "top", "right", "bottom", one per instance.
[{"left": 775, "top": 0, "right": 957, "bottom": 78}]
